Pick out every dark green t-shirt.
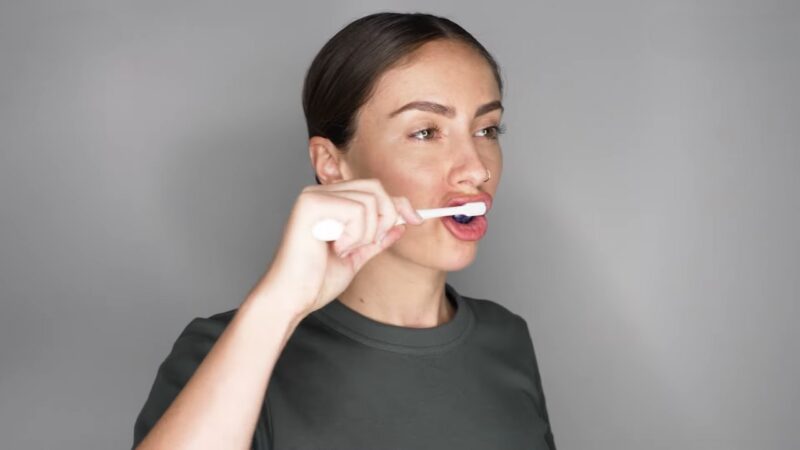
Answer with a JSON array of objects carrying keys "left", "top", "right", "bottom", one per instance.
[{"left": 133, "top": 283, "right": 556, "bottom": 449}]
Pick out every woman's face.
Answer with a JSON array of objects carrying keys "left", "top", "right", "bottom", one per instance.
[{"left": 341, "top": 39, "right": 503, "bottom": 271}]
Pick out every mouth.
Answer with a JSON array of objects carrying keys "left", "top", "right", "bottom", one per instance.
[
  {"left": 444, "top": 192, "right": 493, "bottom": 218},
  {"left": 440, "top": 211, "right": 489, "bottom": 241}
]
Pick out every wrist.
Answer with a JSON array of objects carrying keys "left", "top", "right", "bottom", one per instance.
[{"left": 242, "top": 276, "right": 309, "bottom": 326}]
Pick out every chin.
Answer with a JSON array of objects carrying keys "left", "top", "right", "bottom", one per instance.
[
  {"left": 437, "top": 257, "right": 477, "bottom": 272},
  {"left": 439, "top": 244, "right": 479, "bottom": 270},
  {"left": 396, "top": 244, "right": 478, "bottom": 271}
]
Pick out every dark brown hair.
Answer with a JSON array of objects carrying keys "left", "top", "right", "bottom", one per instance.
[{"left": 302, "top": 12, "right": 504, "bottom": 184}]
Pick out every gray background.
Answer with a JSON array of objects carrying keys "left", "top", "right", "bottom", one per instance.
[{"left": 1, "top": 1, "right": 798, "bottom": 449}]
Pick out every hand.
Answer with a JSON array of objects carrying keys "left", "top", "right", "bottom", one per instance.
[{"left": 250, "top": 178, "right": 424, "bottom": 319}]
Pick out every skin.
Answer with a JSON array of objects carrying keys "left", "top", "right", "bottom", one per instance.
[{"left": 308, "top": 38, "right": 504, "bottom": 328}]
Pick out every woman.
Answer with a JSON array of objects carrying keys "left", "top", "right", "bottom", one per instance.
[{"left": 133, "top": 12, "right": 556, "bottom": 450}]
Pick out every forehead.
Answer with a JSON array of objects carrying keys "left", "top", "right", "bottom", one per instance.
[{"left": 365, "top": 39, "right": 500, "bottom": 116}]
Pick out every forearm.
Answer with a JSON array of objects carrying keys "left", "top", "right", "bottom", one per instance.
[{"left": 136, "top": 284, "right": 304, "bottom": 450}]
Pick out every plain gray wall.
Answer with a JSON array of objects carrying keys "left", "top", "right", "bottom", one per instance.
[{"left": 1, "top": 1, "right": 798, "bottom": 448}]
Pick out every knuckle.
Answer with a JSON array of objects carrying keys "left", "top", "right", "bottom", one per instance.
[
  {"left": 353, "top": 201, "right": 366, "bottom": 216},
  {"left": 366, "top": 194, "right": 378, "bottom": 210},
  {"left": 368, "top": 178, "right": 386, "bottom": 193}
]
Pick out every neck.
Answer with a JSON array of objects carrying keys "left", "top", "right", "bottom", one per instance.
[{"left": 336, "top": 250, "right": 454, "bottom": 328}]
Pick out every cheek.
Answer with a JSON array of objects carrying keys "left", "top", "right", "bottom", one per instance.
[
  {"left": 377, "top": 160, "right": 437, "bottom": 193},
  {"left": 362, "top": 149, "right": 444, "bottom": 208},
  {"left": 397, "top": 169, "right": 440, "bottom": 207}
]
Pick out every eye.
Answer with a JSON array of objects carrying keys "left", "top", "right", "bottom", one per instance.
[
  {"left": 475, "top": 123, "right": 507, "bottom": 140},
  {"left": 409, "top": 124, "right": 441, "bottom": 141}
]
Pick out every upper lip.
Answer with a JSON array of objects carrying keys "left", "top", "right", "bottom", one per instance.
[{"left": 444, "top": 192, "right": 493, "bottom": 212}]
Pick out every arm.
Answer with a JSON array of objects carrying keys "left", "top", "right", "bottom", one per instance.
[{"left": 134, "top": 282, "right": 305, "bottom": 450}]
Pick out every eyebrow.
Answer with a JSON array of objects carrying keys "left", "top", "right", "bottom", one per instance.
[{"left": 388, "top": 100, "right": 504, "bottom": 119}]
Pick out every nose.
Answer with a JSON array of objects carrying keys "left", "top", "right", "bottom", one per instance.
[{"left": 450, "top": 137, "right": 490, "bottom": 187}]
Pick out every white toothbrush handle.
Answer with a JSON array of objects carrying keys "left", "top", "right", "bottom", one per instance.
[
  {"left": 394, "top": 206, "right": 463, "bottom": 225},
  {"left": 311, "top": 218, "right": 345, "bottom": 242},
  {"left": 311, "top": 202, "right": 485, "bottom": 241},
  {"left": 311, "top": 216, "right": 412, "bottom": 242}
]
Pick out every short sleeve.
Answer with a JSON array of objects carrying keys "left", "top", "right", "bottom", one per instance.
[
  {"left": 517, "top": 314, "right": 557, "bottom": 450},
  {"left": 131, "top": 313, "right": 269, "bottom": 449}
]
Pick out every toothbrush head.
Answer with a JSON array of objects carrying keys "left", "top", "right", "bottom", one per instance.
[{"left": 459, "top": 201, "right": 487, "bottom": 216}]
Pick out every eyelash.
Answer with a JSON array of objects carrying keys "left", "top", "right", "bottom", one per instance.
[{"left": 409, "top": 123, "right": 507, "bottom": 141}]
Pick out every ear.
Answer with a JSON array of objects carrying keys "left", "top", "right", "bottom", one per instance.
[{"left": 308, "top": 136, "right": 350, "bottom": 184}]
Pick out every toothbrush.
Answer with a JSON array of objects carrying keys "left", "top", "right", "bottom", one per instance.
[{"left": 311, "top": 201, "right": 487, "bottom": 242}]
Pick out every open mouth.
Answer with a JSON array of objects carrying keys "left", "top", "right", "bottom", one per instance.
[
  {"left": 440, "top": 213, "right": 487, "bottom": 241},
  {"left": 440, "top": 192, "right": 492, "bottom": 238}
]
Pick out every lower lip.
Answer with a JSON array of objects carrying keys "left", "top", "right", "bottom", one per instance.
[{"left": 440, "top": 215, "right": 488, "bottom": 241}]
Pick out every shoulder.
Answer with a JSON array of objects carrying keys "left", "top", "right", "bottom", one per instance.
[
  {"left": 132, "top": 308, "right": 243, "bottom": 448},
  {"left": 180, "top": 308, "right": 238, "bottom": 341},
  {"left": 163, "top": 308, "right": 239, "bottom": 360},
  {"left": 460, "top": 294, "right": 540, "bottom": 356},
  {"left": 463, "top": 295, "right": 548, "bottom": 394},
  {"left": 463, "top": 294, "right": 529, "bottom": 331}
]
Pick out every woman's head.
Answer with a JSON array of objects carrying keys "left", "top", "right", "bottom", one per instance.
[{"left": 303, "top": 12, "right": 505, "bottom": 271}]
